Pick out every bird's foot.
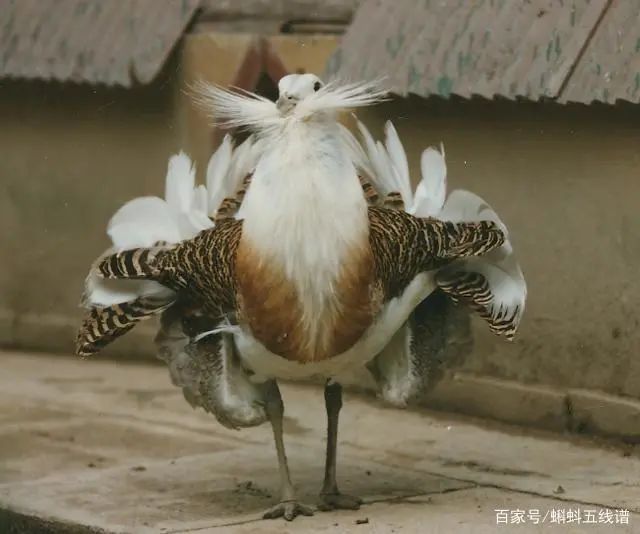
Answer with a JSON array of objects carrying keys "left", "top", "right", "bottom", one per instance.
[
  {"left": 262, "top": 500, "right": 314, "bottom": 521},
  {"left": 317, "top": 492, "right": 363, "bottom": 511}
]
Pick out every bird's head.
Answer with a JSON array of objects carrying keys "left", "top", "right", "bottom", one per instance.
[
  {"left": 276, "top": 74, "right": 323, "bottom": 114},
  {"left": 194, "top": 73, "right": 387, "bottom": 134}
]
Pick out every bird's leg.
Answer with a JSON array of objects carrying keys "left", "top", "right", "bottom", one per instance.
[
  {"left": 262, "top": 380, "right": 314, "bottom": 521},
  {"left": 317, "top": 380, "right": 363, "bottom": 511}
]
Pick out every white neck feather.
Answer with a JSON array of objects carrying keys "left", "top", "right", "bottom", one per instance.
[{"left": 241, "top": 118, "right": 369, "bottom": 352}]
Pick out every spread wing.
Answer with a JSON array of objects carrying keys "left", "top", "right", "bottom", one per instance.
[
  {"left": 76, "top": 220, "right": 242, "bottom": 357},
  {"left": 366, "top": 206, "right": 505, "bottom": 406},
  {"left": 368, "top": 207, "right": 506, "bottom": 301},
  {"left": 437, "top": 190, "right": 526, "bottom": 340}
]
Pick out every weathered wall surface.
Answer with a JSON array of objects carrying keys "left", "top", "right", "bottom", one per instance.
[
  {"left": 358, "top": 97, "right": 640, "bottom": 399},
  {"left": 0, "top": 68, "right": 181, "bottom": 358}
]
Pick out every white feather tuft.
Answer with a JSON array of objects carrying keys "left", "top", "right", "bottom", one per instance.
[
  {"left": 82, "top": 248, "right": 175, "bottom": 308},
  {"left": 439, "top": 190, "right": 507, "bottom": 237},
  {"left": 443, "top": 253, "right": 526, "bottom": 335},
  {"left": 338, "top": 122, "right": 374, "bottom": 178},
  {"left": 226, "top": 135, "right": 262, "bottom": 199},
  {"left": 165, "top": 152, "right": 196, "bottom": 213},
  {"left": 84, "top": 274, "right": 174, "bottom": 307},
  {"left": 108, "top": 197, "right": 182, "bottom": 250},
  {"left": 411, "top": 143, "right": 447, "bottom": 217},
  {"left": 355, "top": 120, "right": 395, "bottom": 197},
  {"left": 193, "top": 78, "right": 387, "bottom": 135},
  {"left": 294, "top": 79, "right": 388, "bottom": 118},
  {"left": 383, "top": 121, "right": 412, "bottom": 206},
  {"left": 205, "top": 134, "right": 265, "bottom": 219},
  {"left": 206, "top": 135, "right": 234, "bottom": 214},
  {"left": 91, "top": 151, "right": 215, "bottom": 309},
  {"left": 192, "top": 82, "right": 281, "bottom": 132}
]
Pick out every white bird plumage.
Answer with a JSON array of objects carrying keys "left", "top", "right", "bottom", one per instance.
[{"left": 83, "top": 136, "right": 263, "bottom": 308}]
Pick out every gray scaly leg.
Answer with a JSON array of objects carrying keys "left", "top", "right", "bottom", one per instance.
[
  {"left": 262, "top": 380, "right": 314, "bottom": 521},
  {"left": 318, "top": 381, "right": 362, "bottom": 511}
]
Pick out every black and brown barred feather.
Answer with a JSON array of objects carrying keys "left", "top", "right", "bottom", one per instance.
[
  {"left": 97, "top": 247, "right": 164, "bottom": 280},
  {"left": 358, "top": 174, "right": 380, "bottom": 205},
  {"left": 79, "top": 207, "right": 504, "bottom": 357},
  {"left": 436, "top": 270, "right": 519, "bottom": 340},
  {"left": 76, "top": 298, "right": 172, "bottom": 356},
  {"left": 214, "top": 173, "right": 253, "bottom": 222},
  {"left": 82, "top": 219, "right": 242, "bottom": 357},
  {"left": 382, "top": 191, "right": 405, "bottom": 210},
  {"left": 105, "top": 220, "right": 242, "bottom": 314},
  {"left": 368, "top": 207, "right": 505, "bottom": 299}
]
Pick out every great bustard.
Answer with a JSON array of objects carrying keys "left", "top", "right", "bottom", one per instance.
[{"left": 77, "top": 74, "right": 525, "bottom": 520}]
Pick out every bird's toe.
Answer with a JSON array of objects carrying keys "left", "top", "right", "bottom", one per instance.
[
  {"left": 263, "top": 500, "right": 314, "bottom": 521},
  {"left": 317, "top": 492, "right": 363, "bottom": 511}
]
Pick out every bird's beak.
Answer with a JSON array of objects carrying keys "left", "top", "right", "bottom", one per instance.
[{"left": 276, "top": 95, "right": 296, "bottom": 113}]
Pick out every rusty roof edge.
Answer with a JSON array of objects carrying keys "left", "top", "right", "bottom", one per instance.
[
  {"left": 327, "top": 0, "right": 640, "bottom": 106},
  {"left": 0, "top": 0, "right": 201, "bottom": 88},
  {"left": 555, "top": 0, "right": 614, "bottom": 102},
  {"left": 197, "top": 0, "right": 359, "bottom": 22},
  {"left": 130, "top": 5, "right": 202, "bottom": 86}
]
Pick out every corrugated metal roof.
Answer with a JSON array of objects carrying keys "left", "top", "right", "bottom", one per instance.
[
  {"left": 199, "top": 0, "right": 360, "bottom": 22},
  {"left": 326, "top": 0, "right": 640, "bottom": 105},
  {"left": 561, "top": 2, "right": 640, "bottom": 104},
  {"left": 0, "top": 0, "right": 200, "bottom": 87}
]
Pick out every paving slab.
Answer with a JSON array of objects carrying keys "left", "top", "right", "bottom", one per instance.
[{"left": 0, "top": 351, "right": 638, "bottom": 533}]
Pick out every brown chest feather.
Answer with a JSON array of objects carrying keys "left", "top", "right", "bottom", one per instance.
[{"left": 235, "top": 241, "right": 378, "bottom": 362}]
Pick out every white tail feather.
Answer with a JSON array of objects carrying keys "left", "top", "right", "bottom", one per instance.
[
  {"left": 165, "top": 152, "right": 196, "bottom": 213},
  {"left": 92, "top": 151, "right": 215, "bottom": 308},
  {"left": 383, "top": 121, "right": 412, "bottom": 206},
  {"left": 356, "top": 120, "right": 395, "bottom": 197},
  {"left": 445, "top": 253, "right": 526, "bottom": 333},
  {"left": 192, "top": 184, "right": 208, "bottom": 215},
  {"left": 354, "top": 119, "right": 413, "bottom": 206},
  {"left": 206, "top": 134, "right": 233, "bottom": 215},
  {"left": 411, "top": 144, "right": 447, "bottom": 217},
  {"left": 84, "top": 273, "right": 174, "bottom": 307},
  {"left": 82, "top": 248, "right": 175, "bottom": 308},
  {"left": 338, "top": 123, "right": 374, "bottom": 178},
  {"left": 439, "top": 190, "right": 507, "bottom": 236},
  {"left": 108, "top": 197, "right": 182, "bottom": 250},
  {"left": 226, "top": 135, "right": 261, "bottom": 197},
  {"left": 439, "top": 190, "right": 526, "bottom": 332}
]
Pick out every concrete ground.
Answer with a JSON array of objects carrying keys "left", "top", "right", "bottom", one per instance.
[{"left": 1, "top": 351, "right": 639, "bottom": 533}]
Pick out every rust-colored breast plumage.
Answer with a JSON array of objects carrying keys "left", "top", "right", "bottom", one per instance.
[{"left": 235, "top": 239, "right": 378, "bottom": 363}]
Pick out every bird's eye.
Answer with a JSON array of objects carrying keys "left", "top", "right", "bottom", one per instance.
[{"left": 313, "top": 81, "right": 322, "bottom": 92}]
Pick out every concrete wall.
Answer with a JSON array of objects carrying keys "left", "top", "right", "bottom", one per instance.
[
  {"left": 357, "top": 97, "right": 640, "bottom": 402},
  {"left": 0, "top": 64, "right": 182, "bottom": 358}
]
